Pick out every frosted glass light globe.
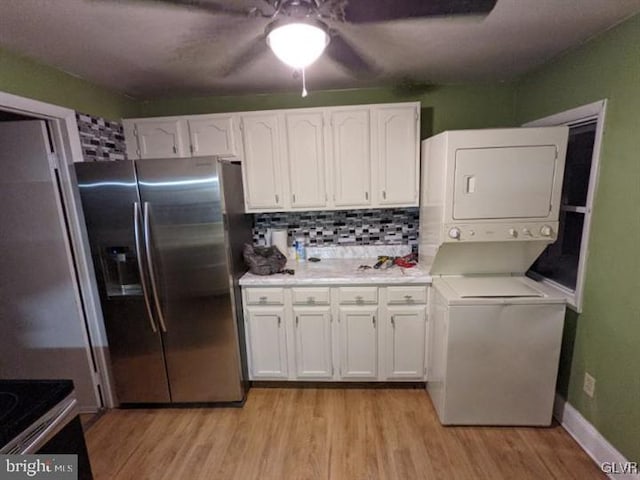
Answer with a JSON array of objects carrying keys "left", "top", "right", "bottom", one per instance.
[{"left": 267, "top": 22, "right": 329, "bottom": 69}]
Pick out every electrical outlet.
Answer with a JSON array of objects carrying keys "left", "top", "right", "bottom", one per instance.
[{"left": 583, "top": 372, "right": 596, "bottom": 398}]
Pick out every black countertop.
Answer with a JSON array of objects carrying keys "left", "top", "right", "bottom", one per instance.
[{"left": 0, "top": 379, "right": 74, "bottom": 449}]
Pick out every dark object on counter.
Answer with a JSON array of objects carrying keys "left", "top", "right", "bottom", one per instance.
[
  {"left": 278, "top": 269, "right": 295, "bottom": 275},
  {"left": 243, "top": 244, "right": 288, "bottom": 275},
  {"left": 373, "top": 256, "right": 390, "bottom": 269},
  {"left": 308, "top": 257, "right": 321, "bottom": 262}
]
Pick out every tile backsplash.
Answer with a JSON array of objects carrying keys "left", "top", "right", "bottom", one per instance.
[
  {"left": 76, "top": 112, "right": 127, "bottom": 162},
  {"left": 253, "top": 208, "right": 419, "bottom": 250}
]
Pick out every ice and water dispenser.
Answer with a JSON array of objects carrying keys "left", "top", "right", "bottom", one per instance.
[{"left": 99, "top": 246, "right": 141, "bottom": 296}]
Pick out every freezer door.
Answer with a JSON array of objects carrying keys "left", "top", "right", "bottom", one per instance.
[
  {"left": 75, "top": 160, "right": 170, "bottom": 403},
  {"left": 452, "top": 145, "right": 557, "bottom": 220},
  {"left": 136, "top": 157, "right": 244, "bottom": 402}
]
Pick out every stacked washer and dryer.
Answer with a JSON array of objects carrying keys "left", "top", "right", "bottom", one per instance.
[{"left": 420, "top": 127, "right": 569, "bottom": 426}]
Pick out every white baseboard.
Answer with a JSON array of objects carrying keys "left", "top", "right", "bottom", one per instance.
[{"left": 554, "top": 394, "right": 639, "bottom": 479}]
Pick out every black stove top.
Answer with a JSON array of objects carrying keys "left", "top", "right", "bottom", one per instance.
[{"left": 0, "top": 380, "right": 74, "bottom": 449}]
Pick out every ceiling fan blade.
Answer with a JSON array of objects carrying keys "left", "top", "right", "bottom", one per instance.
[
  {"left": 343, "top": 0, "right": 497, "bottom": 23},
  {"left": 325, "top": 34, "right": 379, "bottom": 77},
  {"left": 219, "top": 35, "right": 269, "bottom": 77},
  {"left": 104, "top": 0, "right": 272, "bottom": 17}
]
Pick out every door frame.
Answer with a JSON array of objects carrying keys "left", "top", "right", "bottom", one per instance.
[{"left": 0, "top": 91, "right": 114, "bottom": 409}]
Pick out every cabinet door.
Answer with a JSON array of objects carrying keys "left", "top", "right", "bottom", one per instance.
[
  {"left": 293, "top": 307, "right": 333, "bottom": 378},
  {"left": 285, "top": 112, "right": 326, "bottom": 209},
  {"left": 246, "top": 307, "right": 288, "bottom": 379},
  {"left": 385, "top": 306, "right": 426, "bottom": 379},
  {"left": 187, "top": 115, "right": 237, "bottom": 157},
  {"left": 330, "top": 108, "right": 371, "bottom": 207},
  {"left": 376, "top": 105, "right": 419, "bottom": 206},
  {"left": 241, "top": 114, "right": 285, "bottom": 211},
  {"left": 338, "top": 306, "right": 378, "bottom": 379},
  {"left": 136, "top": 119, "right": 188, "bottom": 159}
]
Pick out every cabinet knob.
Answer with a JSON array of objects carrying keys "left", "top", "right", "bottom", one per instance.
[
  {"left": 259, "top": 296, "right": 267, "bottom": 303},
  {"left": 307, "top": 297, "right": 315, "bottom": 304}
]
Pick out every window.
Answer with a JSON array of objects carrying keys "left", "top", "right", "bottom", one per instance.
[{"left": 525, "top": 100, "right": 606, "bottom": 312}]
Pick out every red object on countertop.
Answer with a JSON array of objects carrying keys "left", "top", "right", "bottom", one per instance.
[{"left": 394, "top": 253, "right": 417, "bottom": 268}]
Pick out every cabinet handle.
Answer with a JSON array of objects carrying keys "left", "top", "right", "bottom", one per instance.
[
  {"left": 391, "top": 315, "right": 395, "bottom": 327},
  {"left": 382, "top": 190, "right": 387, "bottom": 200},
  {"left": 190, "top": 144, "right": 195, "bottom": 154},
  {"left": 277, "top": 315, "right": 281, "bottom": 326},
  {"left": 172, "top": 145, "right": 177, "bottom": 154},
  {"left": 365, "top": 191, "right": 369, "bottom": 200},
  {"left": 372, "top": 315, "right": 376, "bottom": 327},
  {"left": 275, "top": 194, "right": 279, "bottom": 204},
  {"left": 295, "top": 315, "right": 299, "bottom": 326},
  {"left": 292, "top": 193, "right": 296, "bottom": 204},
  {"left": 259, "top": 296, "right": 268, "bottom": 303}
]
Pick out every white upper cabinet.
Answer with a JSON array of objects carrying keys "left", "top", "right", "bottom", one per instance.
[
  {"left": 285, "top": 112, "right": 327, "bottom": 209},
  {"left": 329, "top": 108, "right": 371, "bottom": 208},
  {"left": 240, "top": 113, "right": 285, "bottom": 211},
  {"left": 375, "top": 104, "right": 420, "bottom": 206},
  {"left": 131, "top": 119, "right": 189, "bottom": 159},
  {"left": 187, "top": 115, "right": 237, "bottom": 157}
]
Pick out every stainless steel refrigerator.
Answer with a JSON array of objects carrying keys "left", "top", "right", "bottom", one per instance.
[{"left": 75, "top": 157, "right": 252, "bottom": 404}]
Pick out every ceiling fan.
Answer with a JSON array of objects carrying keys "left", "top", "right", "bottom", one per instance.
[{"left": 123, "top": 0, "right": 498, "bottom": 94}]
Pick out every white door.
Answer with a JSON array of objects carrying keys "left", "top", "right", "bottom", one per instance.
[
  {"left": 293, "top": 307, "right": 333, "bottom": 378},
  {"left": 285, "top": 112, "right": 326, "bottom": 209},
  {"left": 376, "top": 105, "right": 419, "bottom": 206},
  {"left": 246, "top": 307, "right": 288, "bottom": 378},
  {"left": 339, "top": 306, "right": 378, "bottom": 379},
  {"left": 453, "top": 146, "right": 557, "bottom": 220},
  {"left": 187, "top": 115, "right": 237, "bottom": 157},
  {"left": 0, "top": 121, "right": 99, "bottom": 409},
  {"left": 330, "top": 108, "right": 371, "bottom": 207},
  {"left": 136, "top": 119, "right": 188, "bottom": 158},
  {"left": 241, "top": 114, "right": 285, "bottom": 210},
  {"left": 385, "top": 306, "right": 426, "bottom": 379}
]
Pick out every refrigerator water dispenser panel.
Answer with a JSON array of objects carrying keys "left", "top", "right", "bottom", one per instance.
[{"left": 100, "top": 246, "right": 141, "bottom": 297}]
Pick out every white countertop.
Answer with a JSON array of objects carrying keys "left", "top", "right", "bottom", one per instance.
[{"left": 239, "top": 258, "right": 432, "bottom": 286}]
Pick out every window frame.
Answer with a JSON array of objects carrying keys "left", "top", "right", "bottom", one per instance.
[{"left": 524, "top": 100, "right": 606, "bottom": 313}]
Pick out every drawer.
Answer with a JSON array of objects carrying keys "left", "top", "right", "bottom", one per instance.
[
  {"left": 387, "top": 286, "right": 428, "bottom": 304},
  {"left": 338, "top": 287, "right": 378, "bottom": 305},
  {"left": 245, "top": 288, "right": 285, "bottom": 305},
  {"left": 292, "top": 287, "right": 330, "bottom": 305}
]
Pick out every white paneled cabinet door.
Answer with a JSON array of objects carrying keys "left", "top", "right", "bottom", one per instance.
[
  {"left": 385, "top": 306, "right": 426, "bottom": 379},
  {"left": 285, "top": 112, "right": 326, "bottom": 209},
  {"left": 246, "top": 307, "right": 288, "bottom": 379},
  {"left": 330, "top": 108, "right": 371, "bottom": 207},
  {"left": 241, "top": 114, "right": 285, "bottom": 211},
  {"left": 376, "top": 105, "right": 419, "bottom": 206},
  {"left": 339, "top": 306, "right": 378, "bottom": 379},
  {"left": 293, "top": 307, "right": 333, "bottom": 379},
  {"left": 187, "top": 115, "right": 237, "bottom": 157},
  {"left": 136, "top": 119, "right": 188, "bottom": 159}
]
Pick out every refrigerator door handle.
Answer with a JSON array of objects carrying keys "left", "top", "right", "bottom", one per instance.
[
  {"left": 134, "top": 202, "right": 157, "bottom": 333},
  {"left": 143, "top": 201, "right": 168, "bottom": 333}
]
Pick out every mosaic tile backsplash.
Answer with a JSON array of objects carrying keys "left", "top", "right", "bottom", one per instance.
[
  {"left": 76, "top": 112, "right": 127, "bottom": 162},
  {"left": 253, "top": 208, "right": 419, "bottom": 250}
]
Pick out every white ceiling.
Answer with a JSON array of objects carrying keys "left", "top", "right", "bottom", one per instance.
[{"left": 0, "top": 0, "right": 638, "bottom": 99}]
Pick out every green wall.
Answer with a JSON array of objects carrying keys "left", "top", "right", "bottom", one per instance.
[
  {"left": 136, "top": 84, "right": 517, "bottom": 137},
  {"left": 0, "top": 47, "right": 137, "bottom": 120},
  {"left": 515, "top": 14, "right": 640, "bottom": 462}
]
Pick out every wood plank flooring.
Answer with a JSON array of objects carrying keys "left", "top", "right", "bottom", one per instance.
[{"left": 85, "top": 388, "right": 605, "bottom": 480}]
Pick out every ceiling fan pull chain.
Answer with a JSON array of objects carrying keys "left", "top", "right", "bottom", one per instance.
[{"left": 302, "top": 68, "right": 308, "bottom": 98}]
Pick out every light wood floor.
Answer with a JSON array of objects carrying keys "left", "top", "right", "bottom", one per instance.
[{"left": 85, "top": 388, "right": 605, "bottom": 480}]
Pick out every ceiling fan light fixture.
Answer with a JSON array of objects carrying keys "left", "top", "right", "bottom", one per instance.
[{"left": 266, "top": 20, "right": 330, "bottom": 70}]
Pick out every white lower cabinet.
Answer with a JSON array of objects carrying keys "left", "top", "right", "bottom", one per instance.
[
  {"left": 384, "top": 306, "right": 427, "bottom": 379},
  {"left": 245, "top": 307, "right": 288, "bottom": 379},
  {"left": 242, "top": 285, "right": 428, "bottom": 382},
  {"left": 293, "top": 307, "right": 333, "bottom": 379},
  {"left": 338, "top": 306, "right": 378, "bottom": 379}
]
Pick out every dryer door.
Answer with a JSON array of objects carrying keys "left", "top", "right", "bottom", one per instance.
[{"left": 452, "top": 145, "right": 557, "bottom": 220}]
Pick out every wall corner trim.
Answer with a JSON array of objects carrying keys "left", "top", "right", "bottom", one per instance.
[{"left": 553, "top": 394, "right": 639, "bottom": 479}]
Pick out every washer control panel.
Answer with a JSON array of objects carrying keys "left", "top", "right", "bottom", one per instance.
[{"left": 443, "top": 222, "right": 557, "bottom": 242}]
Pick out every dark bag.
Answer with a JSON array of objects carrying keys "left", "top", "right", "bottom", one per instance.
[{"left": 243, "top": 244, "right": 287, "bottom": 275}]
